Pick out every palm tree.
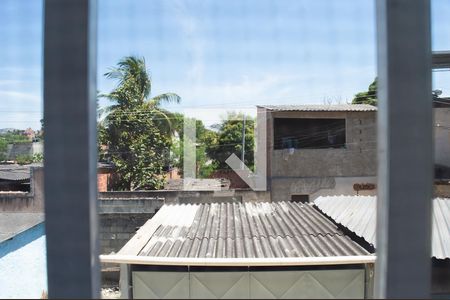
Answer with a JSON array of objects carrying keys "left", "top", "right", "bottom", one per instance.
[
  {"left": 99, "top": 56, "right": 180, "bottom": 131},
  {"left": 99, "top": 56, "right": 181, "bottom": 190}
]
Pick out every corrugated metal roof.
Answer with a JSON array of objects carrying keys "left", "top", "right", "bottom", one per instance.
[
  {"left": 119, "top": 202, "right": 369, "bottom": 261},
  {"left": 314, "top": 196, "right": 450, "bottom": 259},
  {"left": 0, "top": 165, "right": 32, "bottom": 181},
  {"left": 258, "top": 104, "right": 377, "bottom": 112},
  {"left": 432, "top": 198, "right": 450, "bottom": 260}
]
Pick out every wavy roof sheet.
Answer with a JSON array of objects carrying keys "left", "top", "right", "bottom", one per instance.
[
  {"left": 119, "top": 202, "right": 369, "bottom": 260},
  {"left": 0, "top": 165, "right": 32, "bottom": 181},
  {"left": 258, "top": 104, "right": 377, "bottom": 112},
  {"left": 314, "top": 196, "right": 450, "bottom": 259}
]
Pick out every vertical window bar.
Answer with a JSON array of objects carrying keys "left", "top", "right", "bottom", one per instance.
[
  {"left": 375, "top": 0, "right": 432, "bottom": 298},
  {"left": 43, "top": 0, "right": 99, "bottom": 298}
]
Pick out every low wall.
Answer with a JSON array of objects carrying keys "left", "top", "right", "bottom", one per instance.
[
  {"left": 98, "top": 195, "right": 164, "bottom": 254},
  {"left": 0, "top": 167, "right": 44, "bottom": 212},
  {"left": 434, "top": 183, "right": 450, "bottom": 197},
  {"left": 99, "top": 189, "right": 270, "bottom": 204},
  {"left": 270, "top": 176, "right": 377, "bottom": 202},
  {"left": 98, "top": 189, "right": 271, "bottom": 254},
  {"left": 100, "top": 213, "right": 156, "bottom": 255}
]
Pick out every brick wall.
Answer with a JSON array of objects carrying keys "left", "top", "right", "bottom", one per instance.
[{"left": 97, "top": 173, "right": 109, "bottom": 192}]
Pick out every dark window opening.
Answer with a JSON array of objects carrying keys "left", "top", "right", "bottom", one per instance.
[
  {"left": 291, "top": 194, "right": 309, "bottom": 203},
  {"left": 274, "top": 118, "right": 346, "bottom": 149}
]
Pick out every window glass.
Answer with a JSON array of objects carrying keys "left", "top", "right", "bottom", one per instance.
[{"left": 0, "top": 0, "right": 46, "bottom": 298}]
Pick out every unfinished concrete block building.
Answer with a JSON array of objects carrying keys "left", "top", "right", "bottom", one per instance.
[{"left": 258, "top": 104, "right": 377, "bottom": 202}]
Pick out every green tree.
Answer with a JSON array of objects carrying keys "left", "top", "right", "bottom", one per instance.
[
  {"left": 206, "top": 112, "right": 255, "bottom": 171},
  {"left": 170, "top": 115, "right": 218, "bottom": 178},
  {"left": 0, "top": 139, "right": 7, "bottom": 162},
  {"left": 100, "top": 56, "right": 180, "bottom": 190},
  {"left": 32, "top": 153, "right": 44, "bottom": 163},
  {"left": 0, "top": 131, "right": 29, "bottom": 144},
  {"left": 352, "top": 78, "right": 378, "bottom": 106},
  {"left": 352, "top": 77, "right": 441, "bottom": 106}
]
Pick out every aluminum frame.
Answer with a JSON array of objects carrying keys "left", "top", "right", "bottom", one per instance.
[
  {"left": 39, "top": 0, "right": 445, "bottom": 298},
  {"left": 375, "top": 0, "right": 433, "bottom": 298},
  {"left": 43, "top": 0, "right": 99, "bottom": 298}
]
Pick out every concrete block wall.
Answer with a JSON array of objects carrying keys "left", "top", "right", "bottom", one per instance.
[
  {"left": 100, "top": 213, "right": 155, "bottom": 254},
  {"left": 267, "top": 110, "right": 377, "bottom": 178},
  {"left": 98, "top": 194, "right": 164, "bottom": 254},
  {"left": 97, "top": 189, "right": 271, "bottom": 253},
  {"left": 258, "top": 107, "right": 378, "bottom": 201}
]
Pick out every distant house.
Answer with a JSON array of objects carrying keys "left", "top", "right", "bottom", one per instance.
[
  {"left": 23, "top": 128, "right": 36, "bottom": 141},
  {"left": 0, "top": 162, "right": 115, "bottom": 213},
  {"left": 257, "top": 104, "right": 377, "bottom": 202},
  {"left": 0, "top": 165, "right": 44, "bottom": 212},
  {"left": 0, "top": 164, "right": 35, "bottom": 191}
]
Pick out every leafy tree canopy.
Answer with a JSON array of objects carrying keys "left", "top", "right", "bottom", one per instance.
[
  {"left": 170, "top": 115, "right": 218, "bottom": 178},
  {"left": 352, "top": 77, "right": 442, "bottom": 106},
  {"left": 99, "top": 56, "right": 180, "bottom": 190},
  {"left": 170, "top": 112, "right": 255, "bottom": 178},
  {"left": 206, "top": 112, "right": 255, "bottom": 171},
  {"left": 352, "top": 78, "right": 378, "bottom": 106}
]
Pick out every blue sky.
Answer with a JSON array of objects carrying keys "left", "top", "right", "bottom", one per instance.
[{"left": 0, "top": 0, "right": 449, "bottom": 129}]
